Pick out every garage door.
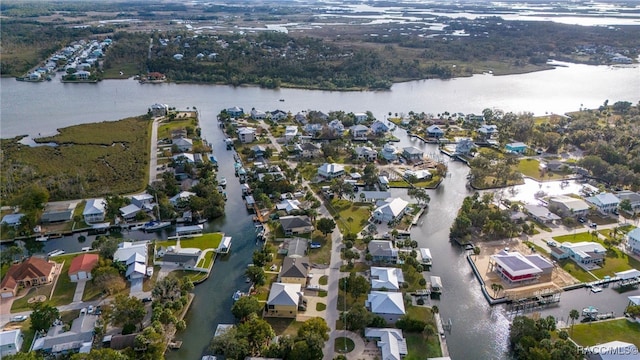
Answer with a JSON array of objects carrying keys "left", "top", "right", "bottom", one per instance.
[
  {"left": 78, "top": 271, "right": 87, "bottom": 280},
  {"left": 1, "top": 291, "right": 14, "bottom": 298}
]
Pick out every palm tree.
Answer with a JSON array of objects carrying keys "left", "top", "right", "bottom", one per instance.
[
  {"left": 431, "top": 305, "right": 439, "bottom": 319},
  {"left": 491, "top": 283, "right": 500, "bottom": 297},
  {"left": 569, "top": 309, "right": 580, "bottom": 334}
]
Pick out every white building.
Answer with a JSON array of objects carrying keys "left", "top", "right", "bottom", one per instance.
[
  {"left": 626, "top": 228, "right": 640, "bottom": 256},
  {"left": 548, "top": 195, "right": 591, "bottom": 217},
  {"left": 370, "top": 267, "right": 404, "bottom": 291},
  {"left": 552, "top": 241, "right": 606, "bottom": 265},
  {"left": 317, "top": 163, "right": 345, "bottom": 179},
  {"left": 364, "top": 328, "right": 408, "bottom": 360},
  {"left": 82, "top": 198, "right": 106, "bottom": 223},
  {"left": 237, "top": 127, "right": 256, "bottom": 143},
  {"left": 372, "top": 198, "right": 409, "bottom": 223},
  {"left": 169, "top": 191, "right": 196, "bottom": 206},
  {"left": 0, "top": 329, "right": 23, "bottom": 357},
  {"left": 366, "top": 291, "right": 406, "bottom": 323},
  {"left": 285, "top": 126, "right": 299, "bottom": 142},
  {"left": 586, "top": 192, "right": 620, "bottom": 214}
]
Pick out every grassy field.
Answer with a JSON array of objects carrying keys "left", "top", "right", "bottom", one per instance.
[
  {"left": 265, "top": 317, "right": 303, "bottom": 337},
  {"left": 404, "top": 305, "right": 442, "bottom": 359},
  {"left": 156, "top": 233, "right": 223, "bottom": 251},
  {"left": 571, "top": 319, "right": 640, "bottom": 348},
  {"left": 553, "top": 232, "right": 596, "bottom": 243},
  {"left": 319, "top": 275, "right": 328, "bottom": 285},
  {"left": 517, "top": 159, "right": 567, "bottom": 180},
  {"left": 327, "top": 199, "right": 371, "bottom": 235},
  {"left": 307, "top": 232, "right": 331, "bottom": 265},
  {"left": 196, "top": 251, "right": 216, "bottom": 268},
  {"left": 10, "top": 283, "right": 55, "bottom": 312},
  {"left": 157, "top": 117, "right": 198, "bottom": 139},
  {"left": 334, "top": 337, "right": 355, "bottom": 353},
  {"left": 558, "top": 260, "right": 597, "bottom": 283},
  {"left": 1, "top": 116, "right": 151, "bottom": 201},
  {"left": 254, "top": 273, "right": 278, "bottom": 302},
  {"left": 316, "top": 302, "right": 327, "bottom": 311}
]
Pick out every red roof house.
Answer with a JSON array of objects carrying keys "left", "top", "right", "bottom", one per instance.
[
  {"left": 68, "top": 254, "right": 99, "bottom": 282},
  {"left": 0, "top": 257, "right": 55, "bottom": 298}
]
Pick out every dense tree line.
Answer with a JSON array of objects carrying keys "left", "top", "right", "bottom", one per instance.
[
  {"left": 509, "top": 316, "right": 580, "bottom": 360},
  {"left": 450, "top": 192, "right": 520, "bottom": 243}
]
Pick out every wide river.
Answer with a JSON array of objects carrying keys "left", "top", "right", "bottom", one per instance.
[{"left": 1, "top": 63, "right": 640, "bottom": 359}]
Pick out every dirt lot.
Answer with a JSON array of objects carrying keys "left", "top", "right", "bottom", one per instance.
[{"left": 472, "top": 240, "right": 579, "bottom": 300}]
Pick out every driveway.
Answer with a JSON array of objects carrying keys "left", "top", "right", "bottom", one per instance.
[
  {"left": 72, "top": 279, "right": 87, "bottom": 303},
  {"left": 130, "top": 277, "right": 144, "bottom": 295}
]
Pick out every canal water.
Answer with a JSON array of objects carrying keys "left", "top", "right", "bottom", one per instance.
[{"left": 1, "top": 62, "right": 639, "bottom": 359}]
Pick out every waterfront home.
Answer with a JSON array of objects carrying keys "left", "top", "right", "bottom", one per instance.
[
  {"left": 113, "top": 242, "right": 148, "bottom": 279},
  {"left": 455, "top": 138, "right": 474, "bottom": 155},
  {"left": 368, "top": 240, "right": 398, "bottom": 263},
  {"left": 276, "top": 199, "right": 301, "bottom": 214},
  {"left": 505, "top": 142, "right": 527, "bottom": 154},
  {"left": 358, "top": 191, "right": 391, "bottom": 203},
  {"left": 150, "top": 103, "right": 168, "bottom": 117},
  {"left": 172, "top": 137, "right": 193, "bottom": 152},
  {"left": 477, "top": 124, "right": 498, "bottom": 137},
  {"left": 82, "top": 198, "right": 106, "bottom": 223},
  {"left": 351, "top": 124, "right": 370, "bottom": 139},
  {"left": 32, "top": 314, "right": 97, "bottom": 355},
  {"left": 74, "top": 70, "right": 91, "bottom": 80},
  {"left": 584, "top": 341, "right": 638, "bottom": 360},
  {"left": 523, "top": 204, "right": 561, "bottom": 224},
  {"left": 364, "top": 328, "right": 408, "bottom": 360},
  {"left": 378, "top": 176, "right": 390, "bottom": 190},
  {"left": 318, "top": 163, "right": 345, "bottom": 179},
  {"left": 381, "top": 143, "right": 399, "bottom": 161},
  {"left": 372, "top": 198, "right": 409, "bottom": 223},
  {"left": 294, "top": 112, "right": 308, "bottom": 124},
  {"left": 299, "top": 142, "right": 321, "bottom": 158},
  {"left": 616, "top": 190, "right": 640, "bottom": 213},
  {"left": 371, "top": 120, "right": 390, "bottom": 134},
  {"left": 626, "top": 228, "right": 640, "bottom": 256},
  {"left": 169, "top": 191, "right": 196, "bottom": 207},
  {"left": 489, "top": 250, "right": 553, "bottom": 284},
  {"left": 551, "top": 241, "right": 606, "bottom": 266},
  {"left": 279, "top": 238, "right": 308, "bottom": 258},
  {"left": 370, "top": 267, "right": 404, "bottom": 291},
  {"left": 403, "top": 169, "right": 431, "bottom": 181},
  {"left": 0, "top": 257, "right": 55, "bottom": 298},
  {"left": 419, "top": 248, "right": 432, "bottom": 266},
  {"left": 226, "top": 106, "right": 244, "bottom": 117},
  {"left": 285, "top": 126, "right": 299, "bottom": 142},
  {"left": 0, "top": 329, "right": 22, "bottom": 357},
  {"left": 402, "top": 147, "right": 423, "bottom": 162},
  {"left": 354, "top": 112, "right": 369, "bottom": 123},
  {"left": 0, "top": 213, "right": 24, "bottom": 227},
  {"left": 131, "top": 193, "right": 154, "bottom": 211},
  {"left": 237, "top": 127, "right": 256, "bottom": 143},
  {"left": 250, "top": 109, "right": 267, "bottom": 120},
  {"left": 270, "top": 109, "right": 288, "bottom": 121},
  {"left": 328, "top": 119, "right": 345, "bottom": 133},
  {"left": 366, "top": 291, "right": 406, "bottom": 323},
  {"left": 548, "top": 196, "right": 591, "bottom": 218},
  {"left": 355, "top": 146, "right": 378, "bottom": 162},
  {"left": 217, "top": 236, "right": 232, "bottom": 254},
  {"left": 426, "top": 125, "right": 444, "bottom": 138},
  {"left": 304, "top": 123, "right": 323, "bottom": 134},
  {"left": 162, "top": 248, "right": 201, "bottom": 269},
  {"left": 173, "top": 152, "right": 195, "bottom": 164},
  {"left": 265, "top": 283, "right": 302, "bottom": 318},
  {"left": 279, "top": 256, "right": 310, "bottom": 287},
  {"left": 68, "top": 254, "right": 99, "bottom": 282},
  {"left": 586, "top": 192, "right": 620, "bottom": 214},
  {"left": 119, "top": 204, "right": 142, "bottom": 221},
  {"left": 279, "top": 215, "right": 314, "bottom": 236}
]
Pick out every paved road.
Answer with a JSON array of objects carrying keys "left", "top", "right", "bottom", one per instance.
[
  {"left": 524, "top": 218, "right": 628, "bottom": 254},
  {"left": 148, "top": 117, "right": 161, "bottom": 184}
]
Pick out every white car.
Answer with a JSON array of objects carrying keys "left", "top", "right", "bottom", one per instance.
[
  {"left": 10, "top": 315, "right": 28, "bottom": 322},
  {"left": 591, "top": 286, "right": 603, "bottom": 293},
  {"left": 546, "top": 241, "right": 558, "bottom": 247},
  {"left": 87, "top": 305, "right": 94, "bottom": 314}
]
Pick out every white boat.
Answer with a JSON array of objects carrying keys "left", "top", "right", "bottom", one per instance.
[
  {"left": 202, "top": 356, "right": 217, "bottom": 360},
  {"left": 35, "top": 235, "right": 49, "bottom": 242},
  {"left": 143, "top": 220, "right": 172, "bottom": 232},
  {"left": 232, "top": 290, "right": 245, "bottom": 301},
  {"left": 47, "top": 249, "right": 65, "bottom": 257},
  {"left": 590, "top": 286, "right": 603, "bottom": 293},
  {"left": 219, "top": 177, "right": 227, "bottom": 187}
]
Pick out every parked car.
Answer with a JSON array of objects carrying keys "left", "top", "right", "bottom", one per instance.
[
  {"left": 578, "top": 217, "right": 586, "bottom": 223},
  {"left": 87, "top": 305, "right": 94, "bottom": 314},
  {"left": 546, "top": 241, "right": 558, "bottom": 247},
  {"left": 590, "top": 222, "right": 598, "bottom": 228},
  {"left": 10, "top": 315, "right": 27, "bottom": 322},
  {"left": 142, "top": 297, "right": 153, "bottom": 303},
  {"left": 310, "top": 242, "right": 321, "bottom": 249}
]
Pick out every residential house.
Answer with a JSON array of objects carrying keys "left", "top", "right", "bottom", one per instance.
[
  {"left": 328, "top": 119, "right": 345, "bottom": 133},
  {"left": 366, "top": 291, "right": 406, "bottom": 323},
  {"left": 616, "top": 190, "right": 640, "bottom": 213},
  {"left": 74, "top": 70, "right": 91, "bottom": 80},
  {"left": 477, "top": 124, "right": 498, "bottom": 137},
  {"left": 161, "top": 248, "right": 201, "bottom": 269},
  {"left": 265, "top": 283, "right": 302, "bottom": 318},
  {"left": 354, "top": 112, "right": 369, "bottom": 123},
  {"left": 304, "top": 123, "right": 323, "bottom": 135},
  {"left": 355, "top": 146, "right": 378, "bottom": 162},
  {"left": 505, "top": 142, "right": 527, "bottom": 154},
  {"left": 455, "top": 138, "right": 474, "bottom": 155},
  {"left": 300, "top": 143, "right": 321, "bottom": 158},
  {"left": 68, "top": 254, "right": 99, "bottom": 282},
  {"left": 402, "top": 147, "right": 423, "bottom": 162},
  {"left": 358, "top": 191, "right": 391, "bottom": 203},
  {"left": 0, "top": 330, "right": 23, "bottom": 357},
  {"left": 172, "top": 137, "right": 193, "bottom": 152},
  {"left": 371, "top": 120, "right": 390, "bottom": 134},
  {"left": 150, "top": 103, "right": 168, "bottom": 117},
  {"left": 586, "top": 192, "right": 620, "bottom": 214},
  {"left": 285, "top": 126, "right": 299, "bottom": 142},
  {"left": 372, "top": 198, "right": 409, "bottom": 223},
  {"left": 584, "top": 341, "right": 638, "bottom": 360},
  {"left": 41, "top": 202, "right": 76, "bottom": 223},
  {"left": 172, "top": 152, "right": 195, "bottom": 164},
  {"left": 270, "top": 110, "right": 288, "bottom": 121},
  {"left": 173, "top": 54, "right": 184, "bottom": 61},
  {"left": 351, "top": 124, "right": 370, "bottom": 139},
  {"left": 308, "top": 111, "right": 329, "bottom": 122},
  {"left": 523, "top": 204, "right": 561, "bottom": 224},
  {"left": 542, "top": 160, "right": 567, "bottom": 172},
  {"left": 276, "top": 199, "right": 301, "bottom": 214},
  {"left": 0, "top": 257, "right": 55, "bottom": 298},
  {"left": 626, "top": 228, "right": 640, "bottom": 256},
  {"left": 113, "top": 242, "right": 148, "bottom": 280},
  {"left": 237, "top": 127, "right": 257, "bottom": 143},
  {"left": 226, "top": 106, "right": 244, "bottom": 117},
  {"left": 548, "top": 195, "right": 591, "bottom": 218},
  {"left": 32, "top": 314, "right": 97, "bottom": 355},
  {"left": 279, "top": 256, "right": 310, "bottom": 287},
  {"left": 251, "top": 145, "right": 266, "bottom": 157},
  {"left": 551, "top": 242, "right": 606, "bottom": 265},
  {"left": 381, "top": 143, "right": 399, "bottom": 161},
  {"left": 489, "top": 250, "right": 553, "bottom": 284},
  {"left": 169, "top": 191, "right": 196, "bottom": 207},
  {"left": 378, "top": 177, "right": 390, "bottom": 190},
  {"left": 318, "top": 163, "right": 345, "bottom": 179},
  {"left": 119, "top": 204, "right": 142, "bottom": 221},
  {"left": 370, "top": 267, "right": 404, "bottom": 291},
  {"left": 250, "top": 109, "right": 267, "bottom": 120},
  {"left": 279, "top": 215, "right": 314, "bottom": 236},
  {"left": 294, "top": 112, "right": 308, "bottom": 124},
  {"left": 1, "top": 213, "right": 24, "bottom": 227},
  {"left": 426, "top": 125, "right": 444, "bottom": 138},
  {"left": 364, "top": 328, "right": 408, "bottom": 360},
  {"left": 279, "top": 238, "right": 308, "bottom": 258},
  {"left": 82, "top": 198, "right": 106, "bottom": 223},
  {"left": 368, "top": 240, "right": 398, "bottom": 263},
  {"left": 403, "top": 169, "right": 431, "bottom": 181},
  {"left": 131, "top": 194, "right": 154, "bottom": 211}
]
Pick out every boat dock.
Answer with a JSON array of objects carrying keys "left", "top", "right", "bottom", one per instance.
[{"left": 505, "top": 288, "right": 562, "bottom": 315}]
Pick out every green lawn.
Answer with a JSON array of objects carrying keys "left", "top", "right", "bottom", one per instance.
[
  {"left": 591, "top": 247, "right": 640, "bottom": 279},
  {"left": 157, "top": 118, "right": 198, "bottom": 139},
  {"left": 517, "top": 159, "right": 541, "bottom": 178},
  {"left": 308, "top": 232, "right": 331, "bottom": 265},
  {"left": 340, "top": 262, "right": 369, "bottom": 273},
  {"left": 196, "top": 251, "right": 216, "bottom": 269},
  {"left": 50, "top": 255, "right": 83, "bottom": 306},
  {"left": 558, "top": 260, "right": 598, "bottom": 283},
  {"left": 334, "top": 337, "right": 355, "bottom": 353},
  {"left": 327, "top": 199, "right": 371, "bottom": 234},
  {"left": 156, "top": 232, "right": 223, "bottom": 251},
  {"left": 405, "top": 333, "right": 442, "bottom": 360},
  {"left": 254, "top": 273, "right": 278, "bottom": 302},
  {"left": 265, "top": 318, "right": 304, "bottom": 337},
  {"left": 319, "top": 275, "right": 328, "bottom": 285},
  {"left": 316, "top": 302, "right": 327, "bottom": 311},
  {"left": 142, "top": 265, "right": 162, "bottom": 292},
  {"left": 553, "top": 232, "right": 597, "bottom": 244},
  {"left": 571, "top": 319, "right": 640, "bottom": 348}
]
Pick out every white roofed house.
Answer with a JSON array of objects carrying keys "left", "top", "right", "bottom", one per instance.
[
  {"left": 403, "top": 169, "right": 431, "bottom": 181},
  {"left": 354, "top": 112, "right": 369, "bottom": 123},
  {"left": 0, "top": 329, "right": 23, "bottom": 357},
  {"left": 381, "top": 143, "right": 399, "bottom": 161},
  {"left": 419, "top": 248, "right": 432, "bottom": 265},
  {"left": 523, "top": 204, "right": 561, "bottom": 224},
  {"left": 270, "top": 109, "right": 288, "bottom": 121},
  {"left": 284, "top": 126, "right": 299, "bottom": 142},
  {"left": 131, "top": 193, "right": 155, "bottom": 211},
  {"left": 426, "top": 125, "right": 444, "bottom": 138},
  {"left": 402, "top": 146, "right": 423, "bottom": 162},
  {"left": 364, "top": 328, "right": 408, "bottom": 360},
  {"left": 548, "top": 195, "right": 591, "bottom": 218},
  {"left": 351, "top": 124, "right": 370, "bottom": 139},
  {"left": 172, "top": 137, "right": 193, "bottom": 152},
  {"left": 169, "top": 191, "right": 196, "bottom": 207},
  {"left": 317, "top": 163, "right": 345, "bottom": 179},
  {"left": 226, "top": 106, "right": 244, "bottom": 117},
  {"left": 616, "top": 190, "right": 640, "bottom": 213},
  {"left": 586, "top": 192, "right": 620, "bottom": 214},
  {"left": 150, "top": 103, "right": 169, "bottom": 117},
  {"left": 119, "top": 204, "right": 142, "bottom": 221},
  {"left": 276, "top": 199, "right": 302, "bottom": 214},
  {"left": 551, "top": 241, "right": 606, "bottom": 267},
  {"left": 368, "top": 240, "right": 398, "bottom": 263},
  {"left": 478, "top": 124, "right": 498, "bottom": 137},
  {"left": 371, "top": 120, "right": 390, "bottom": 134},
  {"left": 83, "top": 198, "right": 106, "bottom": 223},
  {"left": 113, "top": 241, "right": 148, "bottom": 280},
  {"left": 250, "top": 109, "right": 267, "bottom": 120},
  {"left": 237, "top": 127, "right": 256, "bottom": 143},
  {"left": 355, "top": 146, "right": 378, "bottom": 162},
  {"left": 372, "top": 198, "right": 409, "bottom": 223},
  {"left": 626, "top": 228, "right": 640, "bottom": 256},
  {"left": 265, "top": 283, "right": 302, "bottom": 318},
  {"left": 366, "top": 291, "right": 406, "bottom": 323},
  {"left": 370, "top": 267, "right": 404, "bottom": 291},
  {"left": 328, "top": 119, "right": 345, "bottom": 133}
]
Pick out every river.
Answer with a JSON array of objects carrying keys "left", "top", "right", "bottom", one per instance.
[{"left": 2, "top": 63, "right": 640, "bottom": 359}]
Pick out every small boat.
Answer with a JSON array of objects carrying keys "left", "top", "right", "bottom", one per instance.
[
  {"left": 232, "top": 290, "right": 245, "bottom": 301},
  {"left": 81, "top": 247, "right": 92, "bottom": 252},
  {"left": 35, "top": 235, "right": 49, "bottom": 242},
  {"left": 219, "top": 177, "right": 227, "bottom": 187},
  {"left": 590, "top": 286, "right": 603, "bottom": 293},
  {"left": 202, "top": 356, "right": 217, "bottom": 360},
  {"left": 279, "top": 98, "right": 285, "bottom": 102},
  {"left": 168, "top": 340, "right": 182, "bottom": 349},
  {"left": 143, "top": 220, "right": 172, "bottom": 232},
  {"left": 245, "top": 277, "right": 251, "bottom": 283},
  {"left": 47, "top": 249, "right": 65, "bottom": 257}
]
